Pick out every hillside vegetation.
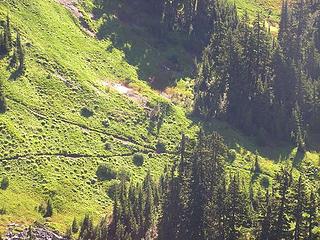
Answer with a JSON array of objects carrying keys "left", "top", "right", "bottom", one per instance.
[
  {"left": 0, "top": 0, "right": 196, "bottom": 231},
  {"left": 0, "top": 0, "right": 318, "bottom": 238}
]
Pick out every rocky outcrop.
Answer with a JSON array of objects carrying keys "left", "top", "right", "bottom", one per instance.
[{"left": 4, "top": 223, "right": 67, "bottom": 240}]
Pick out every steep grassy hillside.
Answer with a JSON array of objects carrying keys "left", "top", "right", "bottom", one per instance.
[
  {"left": 0, "top": 0, "right": 318, "bottom": 237},
  {"left": 0, "top": 0, "right": 197, "bottom": 231}
]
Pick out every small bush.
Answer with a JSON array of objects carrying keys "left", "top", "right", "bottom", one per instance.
[
  {"left": 38, "top": 202, "right": 46, "bottom": 216},
  {"left": 156, "top": 140, "right": 166, "bottom": 153},
  {"left": 1, "top": 176, "right": 9, "bottom": 190},
  {"left": 0, "top": 207, "right": 6, "bottom": 215},
  {"left": 104, "top": 142, "right": 112, "bottom": 151},
  {"left": 102, "top": 119, "right": 110, "bottom": 128},
  {"left": 261, "top": 176, "right": 270, "bottom": 188},
  {"left": 4, "top": 165, "right": 10, "bottom": 171},
  {"left": 133, "top": 153, "right": 144, "bottom": 166},
  {"left": 96, "top": 164, "right": 117, "bottom": 181},
  {"left": 80, "top": 107, "right": 94, "bottom": 118},
  {"left": 124, "top": 77, "right": 133, "bottom": 85}
]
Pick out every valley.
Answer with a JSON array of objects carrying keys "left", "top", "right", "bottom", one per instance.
[{"left": 0, "top": 0, "right": 319, "bottom": 239}]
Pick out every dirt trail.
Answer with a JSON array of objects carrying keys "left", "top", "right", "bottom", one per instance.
[
  {"left": 7, "top": 97, "right": 155, "bottom": 151},
  {"left": 56, "top": 0, "right": 95, "bottom": 37},
  {"left": 0, "top": 152, "right": 135, "bottom": 162}
]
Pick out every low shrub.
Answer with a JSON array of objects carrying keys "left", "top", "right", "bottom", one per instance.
[
  {"left": 102, "top": 119, "right": 110, "bottom": 128},
  {"left": 80, "top": 107, "right": 94, "bottom": 118},
  {"left": 1, "top": 176, "right": 9, "bottom": 190},
  {"left": 0, "top": 207, "right": 6, "bottom": 215},
  {"left": 104, "top": 142, "right": 112, "bottom": 151},
  {"left": 133, "top": 153, "right": 144, "bottom": 167},
  {"left": 156, "top": 140, "right": 166, "bottom": 153},
  {"left": 260, "top": 176, "right": 270, "bottom": 188},
  {"left": 96, "top": 164, "right": 117, "bottom": 181}
]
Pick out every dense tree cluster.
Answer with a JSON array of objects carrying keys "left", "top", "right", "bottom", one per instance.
[
  {"left": 0, "top": 16, "right": 25, "bottom": 73},
  {"left": 0, "top": 16, "right": 26, "bottom": 113},
  {"left": 157, "top": 132, "right": 319, "bottom": 239},
  {"left": 110, "top": 0, "right": 319, "bottom": 149},
  {"left": 75, "top": 171, "right": 160, "bottom": 240},
  {"left": 159, "top": 0, "right": 238, "bottom": 52},
  {"left": 194, "top": 0, "right": 320, "bottom": 150},
  {"left": 74, "top": 132, "right": 319, "bottom": 240},
  {"left": 115, "top": 0, "right": 237, "bottom": 52}
]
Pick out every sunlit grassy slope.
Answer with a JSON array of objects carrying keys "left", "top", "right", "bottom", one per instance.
[
  {"left": 0, "top": 0, "right": 318, "bottom": 236},
  {"left": 0, "top": 0, "right": 196, "bottom": 231},
  {"left": 235, "top": 0, "right": 282, "bottom": 20}
]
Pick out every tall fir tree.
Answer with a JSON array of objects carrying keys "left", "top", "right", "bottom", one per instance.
[{"left": 0, "top": 79, "right": 6, "bottom": 113}]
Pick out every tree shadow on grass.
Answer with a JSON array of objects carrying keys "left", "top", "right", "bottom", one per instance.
[
  {"left": 188, "top": 114, "right": 294, "bottom": 163},
  {"left": 251, "top": 172, "right": 259, "bottom": 183},
  {"left": 92, "top": 0, "right": 194, "bottom": 90},
  {"left": 9, "top": 68, "right": 23, "bottom": 80}
]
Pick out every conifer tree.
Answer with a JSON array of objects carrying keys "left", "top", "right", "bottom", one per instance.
[
  {"left": 143, "top": 171, "right": 154, "bottom": 234},
  {"left": 72, "top": 217, "right": 79, "bottom": 233},
  {"left": 293, "top": 176, "right": 307, "bottom": 240},
  {"left": 259, "top": 190, "right": 273, "bottom": 240},
  {"left": 291, "top": 103, "right": 306, "bottom": 152},
  {"left": 271, "top": 168, "right": 292, "bottom": 239},
  {"left": 79, "top": 214, "right": 94, "bottom": 240},
  {"left": 16, "top": 33, "right": 25, "bottom": 73},
  {"left": 2, "top": 16, "right": 11, "bottom": 54},
  {"left": 306, "top": 192, "right": 318, "bottom": 240},
  {"left": 108, "top": 188, "right": 119, "bottom": 240},
  {"left": 0, "top": 79, "right": 7, "bottom": 113},
  {"left": 193, "top": 0, "right": 320, "bottom": 148},
  {"left": 44, "top": 199, "right": 53, "bottom": 217},
  {"left": 187, "top": 130, "right": 208, "bottom": 240},
  {"left": 9, "top": 49, "right": 18, "bottom": 68},
  {"left": 278, "top": 0, "right": 289, "bottom": 47},
  {"left": 253, "top": 156, "right": 261, "bottom": 173},
  {"left": 6, "top": 16, "right": 12, "bottom": 50},
  {"left": 27, "top": 226, "right": 33, "bottom": 240},
  {"left": 158, "top": 170, "right": 181, "bottom": 240}
]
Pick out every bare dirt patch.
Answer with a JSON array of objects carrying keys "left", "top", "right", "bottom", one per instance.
[
  {"left": 57, "top": 0, "right": 81, "bottom": 17},
  {"left": 102, "top": 81, "right": 148, "bottom": 106}
]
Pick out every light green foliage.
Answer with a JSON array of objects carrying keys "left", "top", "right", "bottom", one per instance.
[{"left": 233, "top": 0, "right": 281, "bottom": 27}]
